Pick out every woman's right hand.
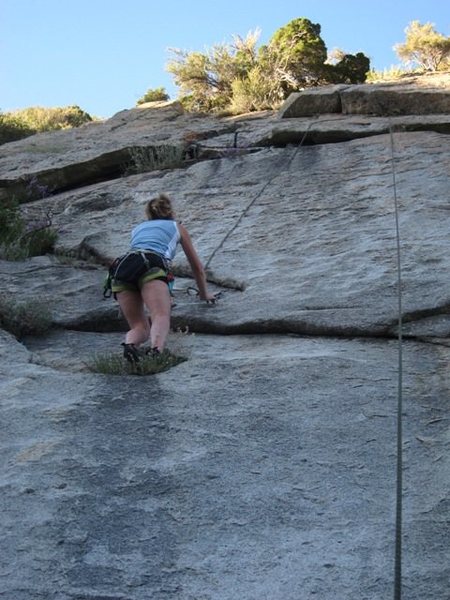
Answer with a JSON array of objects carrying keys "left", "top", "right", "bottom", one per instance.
[
  {"left": 179, "top": 224, "right": 216, "bottom": 303},
  {"left": 202, "top": 292, "right": 218, "bottom": 304}
]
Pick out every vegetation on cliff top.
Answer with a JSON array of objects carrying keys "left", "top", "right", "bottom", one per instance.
[
  {"left": 1, "top": 17, "right": 449, "bottom": 145},
  {"left": 165, "top": 18, "right": 370, "bottom": 113},
  {"left": 0, "top": 105, "right": 94, "bottom": 145},
  {"left": 157, "top": 18, "right": 449, "bottom": 113}
]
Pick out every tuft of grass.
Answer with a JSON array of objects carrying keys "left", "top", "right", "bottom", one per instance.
[
  {"left": 366, "top": 65, "right": 412, "bottom": 83},
  {"left": 125, "top": 145, "right": 185, "bottom": 175},
  {"left": 0, "top": 193, "right": 58, "bottom": 260},
  {"left": 25, "top": 227, "right": 58, "bottom": 256},
  {"left": 0, "top": 228, "right": 58, "bottom": 260},
  {"left": 87, "top": 349, "right": 187, "bottom": 376},
  {"left": 0, "top": 295, "right": 52, "bottom": 339}
]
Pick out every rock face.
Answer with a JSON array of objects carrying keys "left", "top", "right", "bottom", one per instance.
[
  {"left": 1, "top": 76, "right": 449, "bottom": 600},
  {"left": 281, "top": 72, "right": 450, "bottom": 116}
]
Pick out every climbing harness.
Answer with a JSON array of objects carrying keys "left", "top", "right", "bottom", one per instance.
[
  {"left": 104, "top": 251, "right": 152, "bottom": 298},
  {"left": 103, "top": 250, "right": 171, "bottom": 298},
  {"left": 112, "top": 250, "right": 165, "bottom": 283},
  {"left": 389, "top": 120, "right": 404, "bottom": 600}
]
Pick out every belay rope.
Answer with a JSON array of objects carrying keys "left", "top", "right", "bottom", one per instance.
[
  {"left": 389, "top": 120, "right": 404, "bottom": 600},
  {"left": 173, "top": 122, "right": 314, "bottom": 298},
  {"left": 200, "top": 117, "right": 406, "bottom": 598},
  {"left": 204, "top": 121, "right": 315, "bottom": 270}
]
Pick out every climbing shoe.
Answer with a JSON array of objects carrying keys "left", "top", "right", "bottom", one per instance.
[
  {"left": 143, "top": 346, "right": 161, "bottom": 358},
  {"left": 121, "top": 343, "right": 141, "bottom": 364}
]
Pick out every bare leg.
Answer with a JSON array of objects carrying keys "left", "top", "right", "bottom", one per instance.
[
  {"left": 117, "top": 290, "right": 150, "bottom": 346},
  {"left": 141, "top": 279, "right": 171, "bottom": 351}
]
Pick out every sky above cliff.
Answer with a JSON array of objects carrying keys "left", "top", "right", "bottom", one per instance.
[{"left": 2, "top": 0, "right": 449, "bottom": 118}]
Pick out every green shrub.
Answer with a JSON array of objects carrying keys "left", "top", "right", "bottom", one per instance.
[
  {"left": 0, "top": 195, "right": 58, "bottom": 260},
  {"left": 178, "top": 94, "right": 198, "bottom": 112},
  {"left": 87, "top": 349, "right": 186, "bottom": 376},
  {"left": 12, "top": 105, "right": 93, "bottom": 132},
  {"left": 0, "top": 295, "right": 52, "bottom": 339},
  {"left": 0, "top": 197, "right": 23, "bottom": 246},
  {"left": 366, "top": 65, "right": 410, "bottom": 82},
  {"left": 0, "top": 229, "right": 58, "bottom": 260},
  {"left": 0, "top": 113, "right": 35, "bottom": 144},
  {"left": 230, "top": 67, "right": 282, "bottom": 113},
  {"left": 394, "top": 21, "right": 450, "bottom": 71},
  {"left": 136, "top": 87, "right": 170, "bottom": 104},
  {"left": 165, "top": 19, "right": 371, "bottom": 114},
  {"left": 24, "top": 227, "right": 58, "bottom": 257},
  {"left": 0, "top": 105, "right": 94, "bottom": 145}
]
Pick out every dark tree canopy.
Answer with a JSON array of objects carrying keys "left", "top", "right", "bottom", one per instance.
[
  {"left": 325, "top": 52, "right": 371, "bottom": 84},
  {"left": 267, "top": 18, "right": 328, "bottom": 89}
]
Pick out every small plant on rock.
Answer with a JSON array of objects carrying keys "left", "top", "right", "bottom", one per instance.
[
  {"left": 87, "top": 349, "right": 187, "bottom": 376},
  {"left": 125, "top": 145, "right": 185, "bottom": 175},
  {"left": 0, "top": 188, "right": 58, "bottom": 260},
  {"left": 136, "top": 87, "right": 170, "bottom": 104},
  {"left": 0, "top": 295, "right": 52, "bottom": 339}
]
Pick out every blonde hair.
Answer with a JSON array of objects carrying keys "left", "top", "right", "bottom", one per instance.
[{"left": 145, "top": 193, "right": 174, "bottom": 220}]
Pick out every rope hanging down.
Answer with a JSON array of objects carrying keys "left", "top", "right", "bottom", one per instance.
[
  {"left": 204, "top": 122, "right": 315, "bottom": 270},
  {"left": 388, "top": 121, "right": 404, "bottom": 600},
  {"left": 204, "top": 119, "right": 406, "bottom": 600},
  {"left": 200, "top": 118, "right": 405, "bottom": 598},
  {"left": 177, "top": 122, "right": 315, "bottom": 299}
]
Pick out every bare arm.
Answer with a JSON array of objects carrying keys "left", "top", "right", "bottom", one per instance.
[{"left": 178, "top": 223, "right": 215, "bottom": 302}]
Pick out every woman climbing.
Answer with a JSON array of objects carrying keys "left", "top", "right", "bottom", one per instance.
[{"left": 110, "top": 193, "right": 216, "bottom": 362}]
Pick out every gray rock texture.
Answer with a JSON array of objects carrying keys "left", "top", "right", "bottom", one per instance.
[
  {"left": 280, "top": 72, "right": 450, "bottom": 117},
  {"left": 1, "top": 76, "right": 449, "bottom": 600}
]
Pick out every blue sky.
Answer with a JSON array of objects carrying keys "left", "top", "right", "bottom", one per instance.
[{"left": 1, "top": 0, "right": 449, "bottom": 118}]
